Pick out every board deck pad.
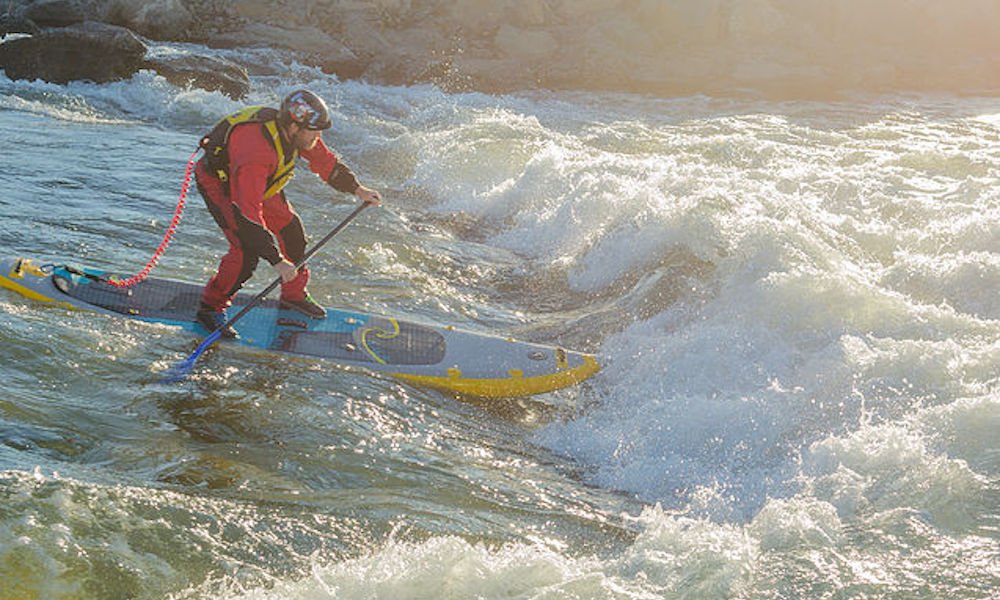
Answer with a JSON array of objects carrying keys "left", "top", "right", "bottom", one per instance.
[
  {"left": 53, "top": 272, "right": 447, "bottom": 365},
  {"left": 53, "top": 272, "right": 207, "bottom": 319},
  {"left": 1, "top": 257, "right": 600, "bottom": 397}
]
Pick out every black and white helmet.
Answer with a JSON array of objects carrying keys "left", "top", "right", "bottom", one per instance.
[{"left": 279, "top": 89, "right": 332, "bottom": 130}]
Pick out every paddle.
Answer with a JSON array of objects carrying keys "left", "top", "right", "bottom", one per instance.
[{"left": 161, "top": 202, "right": 369, "bottom": 383}]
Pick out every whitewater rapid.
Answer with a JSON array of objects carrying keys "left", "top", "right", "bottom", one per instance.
[{"left": 1, "top": 42, "right": 997, "bottom": 599}]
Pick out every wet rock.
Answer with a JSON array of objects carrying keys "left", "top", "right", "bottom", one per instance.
[
  {"left": 144, "top": 53, "right": 250, "bottom": 99},
  {"left": 22, "top": 0, "right": 87, "bottom": 28},
  {"left": 354, "top": 26, "right": 445, "bottom": 86},
  {"left": 330, "top": 7, "right": 390, "bottom": 63},
  {"left": 209, "top": 22, "right": 340, "bottom": 56},
  {"left": 102, "top": 0, "right": 194, "bottom": 41},
  {"left": 208, "top": 22, "right": 365, "bottom": 80},
  {"left": 229, "top": 0, "right": 275, "bottom": 21},
  {"left": 1, "top": 12, "right": 40, "bottom": 38},
  {"left": 308, "top": 48, "right": 365, "bottom": 81},
  {"left": 0, "top": 20, "right": 146, "bottom": 83}
]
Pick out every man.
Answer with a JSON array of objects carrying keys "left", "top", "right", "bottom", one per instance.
[{"left": 194, "top": 89, "right": 381, "bottom": 338}]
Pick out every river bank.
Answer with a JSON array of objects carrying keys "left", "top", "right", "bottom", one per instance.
[{"left": 3, "top": 0, "right": 999, "bottom": 99}]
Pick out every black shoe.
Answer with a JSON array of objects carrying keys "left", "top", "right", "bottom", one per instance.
[
  {"left": 280, "top": 294, "right": 327, "bottom": 319},
  {"left": 195, "top": 309, "right": 239, "bottom": 339}
]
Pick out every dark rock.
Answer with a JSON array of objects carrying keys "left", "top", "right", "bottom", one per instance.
[
  {"left": 1, "top": 13, "right": 40, "bottom": 38},
  {"left": 306, "top": 52, "right": 366, "bottom": 81},
  {"left": 0, "top": 21, "right": 146, "bottom": 83},
  {"left": 22, "top": 0, "right": 87, "bottom": 28},
  {"left": 144, "top": 54, "right": 250, "bottom": 100}
]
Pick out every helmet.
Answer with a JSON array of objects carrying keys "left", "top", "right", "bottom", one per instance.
[{"left": 279, "top": 89, "right": 332, "bottom": 130}]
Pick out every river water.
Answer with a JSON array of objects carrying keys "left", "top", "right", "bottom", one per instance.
[{"left": 1, "top": 43, "right": 997, "bottom": 599}]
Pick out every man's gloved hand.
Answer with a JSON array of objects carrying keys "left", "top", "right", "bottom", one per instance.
[
  {"left": 274, "top": 259, "right": 298, "bottom": 283},
  {"left": 355, "top": 185, "right": 381, "bottom": 206}
]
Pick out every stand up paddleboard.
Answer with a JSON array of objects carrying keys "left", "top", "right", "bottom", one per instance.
[{"left": 0, "top": 257, "right": 599, "bottom": 397}]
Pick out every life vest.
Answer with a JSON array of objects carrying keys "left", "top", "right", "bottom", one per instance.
[{"left": 199, "top": 106, "right": 298, "bottom": 199}]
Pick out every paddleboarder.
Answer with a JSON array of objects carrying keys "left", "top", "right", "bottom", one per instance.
[{"left": 194, "top": 89, "right": 381, "bottom": 338}]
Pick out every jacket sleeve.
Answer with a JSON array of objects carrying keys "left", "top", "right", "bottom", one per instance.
[{"left": 301, "top": 137, "right": 360, "bottom": 194}]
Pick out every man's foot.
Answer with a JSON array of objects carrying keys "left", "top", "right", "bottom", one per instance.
[
  {"left": 280, "top": 294, "right": 327, "bottom": 319},
  {"left": 195, "top": 309, "right": 239, "bottom": 339}
]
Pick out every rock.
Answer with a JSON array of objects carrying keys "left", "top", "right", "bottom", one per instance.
[
  {"left": 1, "top": 13, "right": 40, "bottom": 38},
  {"left": 230, "top": 0, "right": 274, "bottom": 21},
  {"left": 332, "top": 7, "right": 391, "bottom": 61},
  {"left": 446, "top": 52, "right": 531, "bottom": 94},
  {"left": 550, "top": 0, "right": 622, "bottom": 20},
  {"left": 102, "top": 0, "right": 194, "bottom": 41},
  {"left": 0, "top": 20, "right": 147, "bottom": 83},
  {"left": 207, "top": 21, "right": 367, "bottom": 80},
  {"left": 727, "top": 0, "right": 786, "bottom": 44},
  {"left": 447, "top": 0, "right": 506, "bottom": 36},
  {"left": 636, "top": 0, "right": 725, "bottom": 45},
  {"left": 144, "top": 54, "right": 250, "bottom": 99},
  {"left": 209, "top": 22, "right": 344, "bottom": 57},
  {"left": 369, "top": 0, "right": 413, "bottom": 27},
  {"left": 4, "top": 0, "right": 993, "bottom": 100},
  {"left": 308, "top": 47, "right": 365, "bottom": 81},
  {"left": 356, "top": 26, "right": 447, "bottom": 85},
  {"left": 509, "top": 0, "right": 549, "bottom": 27},
  {"left": 494, "top": 25, "right": 558, "bottom": 62},
  {"left": 22, "top": 0, "right": 86, "bottom": 28}
]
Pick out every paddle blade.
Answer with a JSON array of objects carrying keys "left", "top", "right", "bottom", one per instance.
[{"left": 160, "top": 330, "right": 222, "bottom": 383}]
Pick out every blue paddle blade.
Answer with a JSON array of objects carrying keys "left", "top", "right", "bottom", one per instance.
[{"left": 160, "top": 330, "right": 222, "bottom": 383}]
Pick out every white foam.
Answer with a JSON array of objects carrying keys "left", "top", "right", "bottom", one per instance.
[{"left": 206, "top": 503, "right": 758, "bottom": 600}]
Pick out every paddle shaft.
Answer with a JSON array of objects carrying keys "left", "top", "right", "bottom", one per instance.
[
  {"left": 213, "top": 201, "right": 368, "bottom": 334},
  {"left": 164, "top": 202, "right": 368, "bottom": 381}
]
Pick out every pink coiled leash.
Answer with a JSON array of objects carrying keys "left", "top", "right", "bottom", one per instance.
[{"left": 108, "top": 148, "right": 199, "bottom": 288}]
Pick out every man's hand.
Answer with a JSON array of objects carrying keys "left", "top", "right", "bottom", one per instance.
[
  {"left": 274, "top": 259, "right": 297, "bottom": 283},
  {"left": 355, "top": 185, "right": 381, "bottom": 206}
]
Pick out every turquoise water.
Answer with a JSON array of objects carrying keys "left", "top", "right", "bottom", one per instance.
[{"left": 1, "top": 47, "right": 997, "bottom": 599}]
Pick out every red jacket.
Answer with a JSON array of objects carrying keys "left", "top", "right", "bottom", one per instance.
[{"left": 226, "top": 123, "right": 339, "bottom": 230}]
